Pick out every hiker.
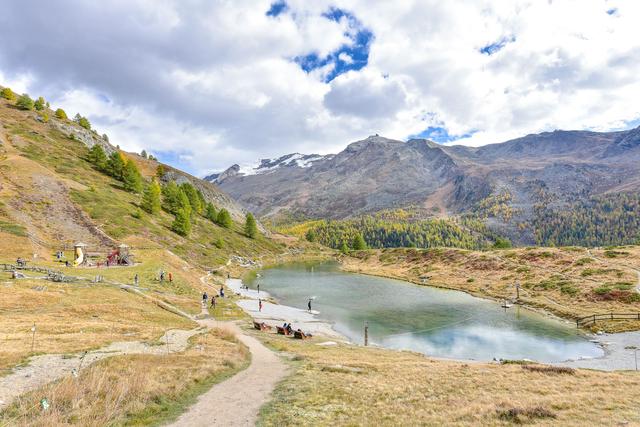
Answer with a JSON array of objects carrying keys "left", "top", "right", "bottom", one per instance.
[
  {"left": 257, "top": 283, "right": 260, "bottom": 294},
  {"left": 219, "top": 286, "right": 225, "bottom": 298},
  {"left": 211, "top": 295, "right": 216, "bottom": 309},
  {"left": 65, "top": 260, "right": 70, "bottom": 267},
  {"left": 168, "top": 272, "right": 173, "bottom": 283},
  {"left": 202, "top": 292, "right": 208, "bottom": 304},
  {"left": 160, "top": 271, "right": 165, "bottom": 283},
  {"left": 134, "top": 273, "right": 139, "bottom": 286},
  {"left": 286, "top": 323, "right": 292, "bottom": 334},
  {"left": 258, "top": 299, "right": 263, "bottom": 312},
  {"left": 308, "top": 298, "right": 312, "bottom": 312}
]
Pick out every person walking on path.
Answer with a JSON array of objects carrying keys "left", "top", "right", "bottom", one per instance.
[
  {"left": 134, "top": 273, "right": 139, "bottom": 286},
  {"left": 202, "top": 292, "right": 208, "bottom": 305},
  {"left": 220, "top": 286, "right": 225, "bottom": 298},
  {"left": 210, "top": 295, "right": 216, "bottom": 309},
  {"left": 257, "top": 283, "right": 260, "bottom": 295},
  {"left": 258, "top": 299, "right": 263, "bottom": 312},
  {"left": 169, "top": 272, "right": 173, "bottom": 283},
  {"left": 307, "top": 298, "right": 312, "bottom": 312}
]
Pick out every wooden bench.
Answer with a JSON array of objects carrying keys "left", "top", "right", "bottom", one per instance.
[
  {"left": 253, "top": 321, "right": 271, "bottom": 331},
  {"left": 276, "top": 326, "right": 292, "bottom": 336},
  {"left": 294, "top": 330, "right": 312, "bottom": 340}
]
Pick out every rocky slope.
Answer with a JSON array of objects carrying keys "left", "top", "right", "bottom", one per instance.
[{"left": 208, "top": 128, "right": 640, "bottom": 243}]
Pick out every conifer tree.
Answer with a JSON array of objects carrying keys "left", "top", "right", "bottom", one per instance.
[
  {"left": 171, "top": 208, "right": 192, "bottom": 236},
  {"left": 305, "top": 229, "right": 317, "bottom": 242},
  {"left": 352, "top": 233, "right": 367, "bottom": 250},
  {"left": 244, "top": 213, "right": 258, "bottom": 238},
  {"left": 122, "top": 160, "right": 143, "bottom": 193},
  {"left": 180, "top": 183, "right": 203, "bottom": 214},
  {"left": 205, "top": 202, "right": 217, "bottom": 222},
  {"left": 339, "top": 242, "right": 349, "bottom": 254},
  {"left": 161, "top": 181, "right": 181, "bottom": 214},
  {"left": 87, "top": 144, "right": 107, "bottom": 171},
  {"left": 141, "top": 180, "right": 162, "bottom": 214},
  {"left": 216, "top": 208, "right": 233, "bottom": 229},
  {"left": 107, "top": 151, "right": 125, "bottom": 180}
]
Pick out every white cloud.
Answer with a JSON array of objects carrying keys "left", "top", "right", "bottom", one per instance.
[{"left": 0, "top": 0, "right": 639, "bottom": 173}]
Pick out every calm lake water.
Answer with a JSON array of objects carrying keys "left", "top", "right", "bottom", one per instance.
[{"left": 246, "top": 262, "right": 603, "bottom": 362}]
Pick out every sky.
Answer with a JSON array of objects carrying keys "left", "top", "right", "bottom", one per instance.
[{"left": 1, "top": 0, "right": 639, "bottom": 176}]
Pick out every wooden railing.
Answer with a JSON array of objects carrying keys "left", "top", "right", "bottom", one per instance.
[{"left": 576, "top": 313, "right": 640, "bottom": 327}]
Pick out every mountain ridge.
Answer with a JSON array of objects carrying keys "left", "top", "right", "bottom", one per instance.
[{"left": 207, "top": 127, "right": 640, "bottom": 244}]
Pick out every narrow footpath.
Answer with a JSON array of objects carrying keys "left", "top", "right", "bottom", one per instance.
[{"left": 168, "top": 319, "right": 288, "bottom": 427}]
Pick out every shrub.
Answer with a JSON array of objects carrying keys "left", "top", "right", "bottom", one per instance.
[
  {"left": 34, "top": 96, "right": 46, "bottom": 111},
  {"left": 1, "top": 87, "right": 15, "bottom": 101},
  {"left": 205, "top": 202, "right": 217, "bottom": 222},
  {"left": 55, "top": 108, "right": 68, "bottom": 120},
  {"left": 16, "top": 94, "right": 34, "bottom": 110},
  {"left": 305, "top": 229, "right": 316, "bottom": 242},
  {"left": 492, "top": 237, "right": 512, "bottom": 249},
  {"left": 594, "top": 286, "right": 611, "bottom": 295},
  {"left": 213, "top": 238, "right": 224, "bottom": 249}
]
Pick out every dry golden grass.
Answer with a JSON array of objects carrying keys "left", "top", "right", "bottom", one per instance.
[
  {"left": 0, "top": 275, "right": 195, "bottom": 372},
  {"left": 257, "top": 332, "right": 640, "bottom": 426},
  {"left": 342, "top": 246, "right": 640, "bottom": 331},
  {"left": 1, "top": 328, "right": 250, "bottom": 426}
]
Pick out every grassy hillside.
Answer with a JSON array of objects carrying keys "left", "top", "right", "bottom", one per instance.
[{"left": 0, "top": 95, "right": 284, "bottom": 267}]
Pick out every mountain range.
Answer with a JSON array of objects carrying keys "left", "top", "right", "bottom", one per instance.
[{"left": 207, "top": 127, "right": 640, "bottom": 244}]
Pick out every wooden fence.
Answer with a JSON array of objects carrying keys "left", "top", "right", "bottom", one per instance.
[{"left": 576, "top": 313, "right": 640, "bottom": 327}]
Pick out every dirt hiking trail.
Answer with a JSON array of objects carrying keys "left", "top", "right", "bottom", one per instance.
[{"left": 168, "top": 319, "right": 288, "bottom": 427}]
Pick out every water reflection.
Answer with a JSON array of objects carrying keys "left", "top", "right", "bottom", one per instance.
[{"left": 246, "top": 262, "right": 603, "bottom": 362}]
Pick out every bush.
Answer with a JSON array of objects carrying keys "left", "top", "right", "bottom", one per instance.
[
  {"left": 213, "top": 238, "right": 224, "bottom": 249},
  {"left": 55, "top": 108, "right": 68, "bottom": 120},
  {"left": 34, "top": 96, "right": 46, "bottom": 111},
  {"left": 1, "top": 87, "right": 15, "bottom": 101},
  {"left": 16, "top": 94, "right": 34, "bottom": 110},
  {"left": 205, "top": 202, "right": 217, "bottom": 222},
  {"left": 74, "top": 113, "right": 91, "bottom": 130},
  {"left": 492, "top": 237, "right": 512, "bottom": 249}
]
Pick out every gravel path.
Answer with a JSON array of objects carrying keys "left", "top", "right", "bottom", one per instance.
[
  {"left": 0, "top": 327, "right": 204, "bottom": 409},
  {"left": 168, "top": 320, "right": 288, "bottom": 427}
]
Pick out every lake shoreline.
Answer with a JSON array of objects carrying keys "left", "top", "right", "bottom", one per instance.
[{"left": 227, "top": 265, "right": 638, "bottom": 367}]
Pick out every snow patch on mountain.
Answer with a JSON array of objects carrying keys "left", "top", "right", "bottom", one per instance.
[{"left": 205, "top": 153, "right": 332, "bottom": 184}]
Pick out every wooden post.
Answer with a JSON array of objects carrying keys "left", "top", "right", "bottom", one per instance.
[
  {"left": 364, "top": 321, "right": 369, "bottom": 346},
  {"left": 30, "top": 323, "right": 36, "bottom": 353}
]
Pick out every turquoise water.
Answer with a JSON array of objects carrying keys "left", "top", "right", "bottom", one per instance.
[{"left": 245, "top": 262, "right": 603, "bottom": 362}]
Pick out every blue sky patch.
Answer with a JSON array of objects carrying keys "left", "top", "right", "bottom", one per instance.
[
  {"left": 479, "top": 36, "right": 515, "bottom": 55},
  {"left": 293, "top": 7, "right": 373, "bottom": 82},
  {"left": 409, "top": 126, "right": 477, "bottom": 144},
  {"left": 266, "top": 1, "right": 287, "bottom": 17}
]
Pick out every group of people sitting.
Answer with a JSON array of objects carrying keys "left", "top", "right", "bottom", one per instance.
[{"left": 281, "top": 322, "right": 293, "bottom": 334}]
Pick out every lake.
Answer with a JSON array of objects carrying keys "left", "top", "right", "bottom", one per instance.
[{"left": 245, "top": 261, "right": 603, "bottom": 362}]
